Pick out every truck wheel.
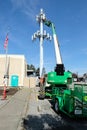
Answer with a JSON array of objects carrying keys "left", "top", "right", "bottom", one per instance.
[{"left": 54, "top": 99, "right": 59, "bottom": 113}]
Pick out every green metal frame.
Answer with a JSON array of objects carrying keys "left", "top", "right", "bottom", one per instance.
[
  {"left": 47, "top": 71, "right": 72, "bottom": 85},
  {"left": 51, "top": 83, "right": 87, "bottom": 118}
]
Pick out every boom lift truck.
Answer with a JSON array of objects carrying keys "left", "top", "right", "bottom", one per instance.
[{"left": 42, "top": 19, "right": 87, "bottom": 118}]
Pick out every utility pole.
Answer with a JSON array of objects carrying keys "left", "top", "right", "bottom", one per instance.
[
  {"left": 32, "top": 9, "right": 51, "bottom": 78},
  {"left": 32, "top": 9, "right": 52, "bottom": 99}
]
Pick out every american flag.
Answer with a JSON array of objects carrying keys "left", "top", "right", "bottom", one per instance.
[{"left": 4, "top": 34, "right": 8, "bottom": 49}]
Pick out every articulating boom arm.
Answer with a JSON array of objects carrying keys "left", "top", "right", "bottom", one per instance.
[{"left": 44, "top": 20, "right": 65, "bottom": 75}]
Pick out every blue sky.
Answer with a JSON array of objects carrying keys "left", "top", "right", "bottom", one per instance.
[{"left": 0, "top": 0, "right": 87, "bottom": 75}]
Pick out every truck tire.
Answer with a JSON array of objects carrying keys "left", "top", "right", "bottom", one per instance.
[{"left": 54, "top": 99, "right": 59, "bottom": 113}]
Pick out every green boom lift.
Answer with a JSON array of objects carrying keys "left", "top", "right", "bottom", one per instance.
[{"left": 44, "top": 20, "right": 87, "bottom": 118}]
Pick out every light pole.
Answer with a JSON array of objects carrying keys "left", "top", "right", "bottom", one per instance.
[{"left": 32, "top": 9, "right": 52, "bottom": 78}]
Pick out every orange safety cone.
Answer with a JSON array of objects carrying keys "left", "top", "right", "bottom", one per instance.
[{"left": 2, "top": 85, "right": 7, "bottom": 100}]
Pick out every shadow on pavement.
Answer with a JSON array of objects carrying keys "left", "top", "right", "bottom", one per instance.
[{"left": 23, "top": 114, "right": 75, "bottom": 130}]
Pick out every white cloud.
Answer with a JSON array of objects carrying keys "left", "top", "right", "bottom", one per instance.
[
  {"left": 11, "top": 0, "right": 25, "bottom": 8},
  {"left": 10, "top": 0, "right": 39, "bottom": 20}
]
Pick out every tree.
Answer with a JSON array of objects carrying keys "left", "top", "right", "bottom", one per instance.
[
  {"left": 27, "top": 64, "right": 30, "bottom": 70},
  {"left": 35, "top": 67, "right": 46, "bottom": 77},
  {"left": 27, "top": 64, "right": 36, "bottom": 72},
  {"left": 27, "top": 65, "right": 46, "bottom": 77},
  {"left": 36, "top": 67, "right": 40, "bottom": 76}
]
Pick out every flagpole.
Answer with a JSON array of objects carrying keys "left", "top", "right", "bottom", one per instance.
[
  {"left": 4, "top": 34, "right": 9, "bottom": 87},
  {"left": 2, "top": 46, "right": 8, "bottom": 99},
  {"left": 5, "top": 44, "right": 8, "bottom": 76}
]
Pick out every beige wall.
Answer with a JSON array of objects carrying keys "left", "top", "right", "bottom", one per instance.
[
  {"left": 9, "top": 55, "right": 26, "bottom": 86},
  {"left": 24, "top": 77, "right": 36, "bottom": 88},
  {"left": 0, "top": 55, "right": 26, "bottom": 87},
  {"left": 0, "top": 54, "right": 36, "bottom": 88}
]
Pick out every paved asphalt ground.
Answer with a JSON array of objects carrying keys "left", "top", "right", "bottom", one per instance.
[
  {"left": 23, "top": 87, "right": 87, "bottom": 130},
  {"left": 0, "top": 88, "right": 30, "bottom": 130},
  {"left": 0, "top": 86, "right": 87, "bottom": 130}
]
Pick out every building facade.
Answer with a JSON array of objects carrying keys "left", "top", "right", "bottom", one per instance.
[
  {"left": 0, "top": 54, "right": 27, "bottom": 87},
  {"left": 0, "top": 54, "right": 37, "bottom": 88}
]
